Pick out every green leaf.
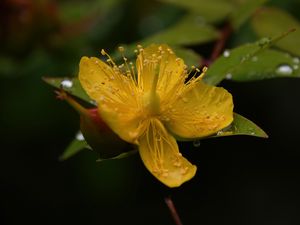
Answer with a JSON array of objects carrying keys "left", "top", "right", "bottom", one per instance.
[
  {"left": 251, "top": 7, "right": 300, "bottom": 56},
  {"left": 43, "top": 77, "right": 92, "bottom": 104},
  {"left": 59, "top": 133, "right": 90, "bottom": 161},
  {"left": 230, "top": 49, "right": 300, "bottom": 81},
  {"left": 204, "top": 30, "right": 295, "bottom": 85},
  {"left": 230, "top": 0, "right": 268, "bottom": 29},
  {"left": 96, "top": 149, "right": 138, "bottom": 162},
  {"left": 158, "top": 0, "right": 234, "bottom": 23},
  {"left": 211, "top": 113, "right": 268, "bottom": 138},
  {"left": 142, "top": 14, "right": 219, "bottom": 46}
]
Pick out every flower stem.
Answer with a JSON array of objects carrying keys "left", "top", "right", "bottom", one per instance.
[{"left": 164, "top": 196, "right": 184, "bottom": 225}]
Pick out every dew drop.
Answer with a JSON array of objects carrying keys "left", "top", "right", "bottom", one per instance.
[
  {"left": 223, "top": 50, "right": 230, "bottom": 57},
  {"left": 293, "top": 57, "right": 299, "bottom": 64},
  {"left": 60, "top": 79, "right": 73, "bottom": 89},
  {"left": 76, "top": 131, "right": 85, "bottom": 141},
  {"left": 276, "top": 64, "right": 293, "bottom": 75},
  {"left": 251, "top": 56, "right": 258, "bottom": 62},
  {"left": 258, "top": 37, "right": 270, "bottom": 47},
  {"left": 217, "top": 130, "right": 223, "bottom": 136},
  {"left": 89, "top": 100, "right": 98, "bottom": 106},
  {"left": 193, "top": 140, "right": 201, "bottom": 147},
  {"left": 225, "top": 73, "right": 232, "bottom": 80}
]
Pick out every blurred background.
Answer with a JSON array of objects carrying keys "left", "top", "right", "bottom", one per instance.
[{"left": 1, "top": 0, "right": 300, "bottom": 224}]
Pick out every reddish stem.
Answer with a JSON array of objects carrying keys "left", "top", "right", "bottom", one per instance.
[
  {"left": 165, "top": 196, "right": 184, "bottom": 225},
  {"left": 203, "top": 23, "right": 233, "bottom": 66}
]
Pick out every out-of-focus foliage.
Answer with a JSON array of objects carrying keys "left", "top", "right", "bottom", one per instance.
[
  {"left": 1, "top": 0, "right": 300, "bottom": 223},
  {"left": 251, "top": 7, "right": 300, "bottom": 56}
]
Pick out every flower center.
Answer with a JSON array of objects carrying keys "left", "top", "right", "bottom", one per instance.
[{"left": 143, "top": 91, "right": 161, "bottom": 116}]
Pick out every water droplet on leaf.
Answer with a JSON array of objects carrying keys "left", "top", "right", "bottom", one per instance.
[
  {"left": 223, "top": 50, "right": 230, "bottom": 57},
  {"left": 76, "top": 131, "right": 85, "bottom": 141},
  {"left": 60, "top": 79, "right": 73, "bottom": 89},
  {"left": 193, "top": 140, "right": 201, "bottom": 147},
  {"left": 276, "top": 64, "right": 293, "bottom": 75},
  {"left": 293, "top": 57, "right": 299, "bottom": 64},
  {"left": 258, "top": 37, "right": 271, "bottom": 47},
  {"left": 217, "top": 130, "right": 223, "bottom": 136},
  {"left": 251, "top": 56, "right": 258, "bottom": 62},
  {"left": 89, "top": 100, "right": 98, "bottom": 106},
  {"left": 225, "top": 73, "right": 232, "bottom": 80}
]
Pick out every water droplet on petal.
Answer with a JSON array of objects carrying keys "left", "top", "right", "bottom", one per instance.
[
  {"left": 60, "top": 79, "right": 73, "bottom": 89},
  {"left": 276, "top": 64, "right": 293, "bottom": 75},
  {"left": 193, "top": 140, "right": 201, "bottom": 147},
  {"left": 76, "top": 131, "right": 85, "bottom": 141},
  {"left": 223, "top": 50, "right": 230, "bottom": 57}
]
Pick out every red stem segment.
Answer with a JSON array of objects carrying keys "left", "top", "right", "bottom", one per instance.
[
  {"left": 203, "top": 23, "right": 233, "bottom": 66},
  {"left": 165, "top": 196, "right": 184, "bottom": 225}
]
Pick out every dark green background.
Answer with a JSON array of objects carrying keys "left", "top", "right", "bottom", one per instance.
[{"left": 1, "top": 0, "right": 300, "bottom": 224}]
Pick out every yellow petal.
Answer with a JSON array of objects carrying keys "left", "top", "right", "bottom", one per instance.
[
  {"left": 138, "top": 118, "right": 197, "bottom": 188},
  {"left": 97, "top": 104, "right": 146, "bottom": 143},
  {"left": 136, "top": 44, "right": 186, "bottom": 99},
  {"left": 163, "top": 81, "right": 234, "bottom": 139},
  {"left": 79, "top": 56, "right": 143, "bottom": 143}
]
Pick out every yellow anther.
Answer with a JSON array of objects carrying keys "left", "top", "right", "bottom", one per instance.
[{"left": 101, "top": 49, "right": 106, "bottom": 55}]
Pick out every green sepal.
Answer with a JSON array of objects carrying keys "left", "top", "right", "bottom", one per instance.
[
  {"left": 79, "top": 108, "right": 131, "bottom": 159},
  {"left": 59, "top": 134, "right": 91, "bottom": 161},
  {"left": 96, "top": 149, "right": 138, "bottom": 163}
]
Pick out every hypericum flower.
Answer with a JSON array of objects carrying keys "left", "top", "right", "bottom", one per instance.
[{"left": 79, "top": 44, "right": 233, "bottom": 187}]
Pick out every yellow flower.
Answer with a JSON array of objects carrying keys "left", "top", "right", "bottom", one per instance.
[{"left": 79, "top": 44, "right": 233, "bottom": 187}]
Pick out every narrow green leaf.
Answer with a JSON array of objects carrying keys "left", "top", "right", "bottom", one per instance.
[
  {"left": 43, "top": 77, "right": 92, "bottom": 104},
  {"left": 230, "top": 0, "right": 268, "bottom": 29},
  {"left": 211, "top": 113, "right": 268, "bottom": 138},
  {"left": 96, "top": 149, "right": 138, "bottom": 162},
  {"left": 142, "top": 14, "right": 219, "bottom": 46},
  {"left": 204, "top": 30, "right": 295, "bottom": 85},
  {"left": 251, "top": 7, "right": 300, "bottom": 56},
  {"left": 231, "top": 49, "right": 300, "bottom": 81},
  {"left": 59, "top": 133, "right": 90, "bottom": 161},
  {"left": 158, "top": 0, "right": 234, "bottom": 23}
]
